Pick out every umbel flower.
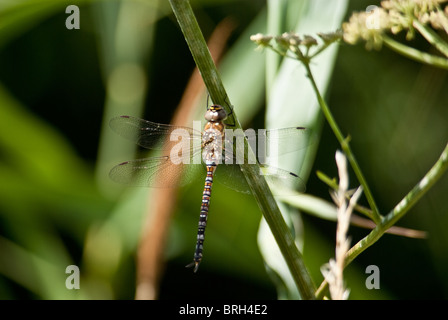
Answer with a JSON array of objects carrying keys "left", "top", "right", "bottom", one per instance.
[
  {"left": 342, "top": 0, "right": 448, "bottom": 50},
  {"left": 250, "top": 31, "right": 343, "bottom": 61}
]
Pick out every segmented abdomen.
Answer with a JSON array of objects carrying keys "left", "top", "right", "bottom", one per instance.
[{"left": 190, "top": 164, "right": 217, "bottom": 272}]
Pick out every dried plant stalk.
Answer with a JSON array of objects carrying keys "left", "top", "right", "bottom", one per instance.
[{"left": 321, "top": 151, "right": 363, "bottom": 300}]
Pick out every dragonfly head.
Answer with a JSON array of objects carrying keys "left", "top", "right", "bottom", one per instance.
[{"left": 205, "top": 105, "right": 227, "bottom": 122}]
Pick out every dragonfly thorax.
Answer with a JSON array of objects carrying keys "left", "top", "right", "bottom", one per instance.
[
  {"left": 202, "top": 106, "right": 226, "bottom": 165},
  {"left": 202, "top": 125, "right": 224, "bottom": 165}
]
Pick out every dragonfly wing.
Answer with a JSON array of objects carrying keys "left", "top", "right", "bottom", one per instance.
[
  {"left": 213, "top": 164, "right": 252, "bottom": 194},
  {"left": 214, "top": 164, "right": 305, "bottom": 195},
  {"left": 265, "top": 127, "right": 312, "bottom": 155},
  {"left": 223, "top": 127, "right": 311, "bottom": 165},
  {"left": 259, "top": 165, "right": 306, "bottom": 194},
  {"left": 109, "top": 115, "right": 202, "bottom": 150},
  {"left": 109, "top": 156, "right": 203, "bottom": 188}
]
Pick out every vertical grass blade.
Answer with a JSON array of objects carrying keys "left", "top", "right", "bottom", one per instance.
[{"left": 169, "top": 0, "right": 315, "bottom": 299}]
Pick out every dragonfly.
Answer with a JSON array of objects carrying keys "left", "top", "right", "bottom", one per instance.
[{"left": 109, "top": 105, "right": 311, "bottom": 272}]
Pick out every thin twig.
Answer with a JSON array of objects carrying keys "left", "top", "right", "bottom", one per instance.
[
  {"left": 413, "top": 19, "right": 448, "bottom": 58},
  {"left": 383, "top": 35, "right": 448, "bottom": 70}
]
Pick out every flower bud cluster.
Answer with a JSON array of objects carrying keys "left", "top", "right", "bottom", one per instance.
[{"left": 343, "top": 0, "right": 448, "bottom": 50}]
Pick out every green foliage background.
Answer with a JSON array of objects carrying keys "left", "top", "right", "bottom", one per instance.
[{"left": 0, "top": 0, "right": 447, "bottom": 299}]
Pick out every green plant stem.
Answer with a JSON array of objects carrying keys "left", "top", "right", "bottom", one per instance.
[
  {"left": 302, "top": 63, "right": 382, "bottom": 224},
  {"left": 346, "top": 142, "right": 448, "bottom": 264},
  {"left": 241, "top": 164, "right": 316, "bottom": 300},
  {"left": 266, "top": 0, "right": 285, "bottom": 94},
  {"left": 168, "top": 0, "right": 232, "bottom": 117},
  {"left": 413, "top": 19, "right": 448, "bottom": 58},
  {"left": 316, "top": 142, "right": 448, "bottom": 299},
  {"left": 169, "top": 0, "right": 315, "bottom": 299},
  {"left": 309, "top": 42, "right": 332, "bottom": 60},
  {"left": 383, "top": 35, "right": 448, "bottom": 70}
]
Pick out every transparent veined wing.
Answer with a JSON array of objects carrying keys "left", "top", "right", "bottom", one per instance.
[
  {"left": 109, "top": 156, "right": 204, "bottom": 188},
  {"left": 109, "top": 115, "right": 202, "bottom": 150},
  {"left": 214, "top": 163, "right": 306, "bottom": 195},
  {"left": 109, "top": 115, "right": 310, "bottom": 193},
  {"left": 110, "top": 115, "right": 311, "bottom": 157},
  {"left": 225, "top": 126, "right": 312, "bottom": 164}
]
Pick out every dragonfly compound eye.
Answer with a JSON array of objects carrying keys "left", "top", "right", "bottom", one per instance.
[{"left": 204, "top": 105, "right": 227, "bottom": 122}]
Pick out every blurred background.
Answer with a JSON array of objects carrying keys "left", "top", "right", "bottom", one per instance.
[{"left": 0, "top": 0, "right": 447, "bottom": 299}]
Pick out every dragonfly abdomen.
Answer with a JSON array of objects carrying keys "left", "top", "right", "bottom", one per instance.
[{"left": 188, "top": 164, "right": 217, "bottom": 272}]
